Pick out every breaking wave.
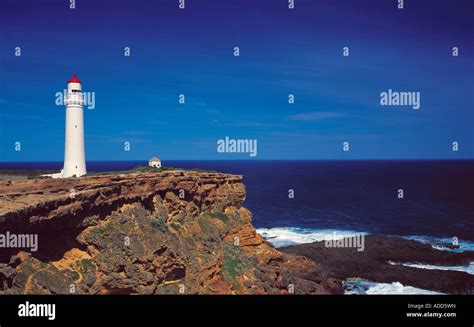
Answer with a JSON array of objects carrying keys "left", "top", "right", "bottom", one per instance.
[
  {"left": 343, "top": 280, "right": 444, "bottom": 295},
  {"left": 256, "top": 226, "right": 474, "bottom": 253},
  {"left": 256, "top": 227, "right": 366, "bottom": 248},
  {"left": 404, "top": 235, "right": 474, "bottom": 253},
  {"left": 388, "top": 261, "right": 474, "bottom": 275}
]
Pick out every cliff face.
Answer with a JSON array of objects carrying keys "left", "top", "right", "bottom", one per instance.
[{"left": 0, "top": 171, "right": 341, "bottom": 294}]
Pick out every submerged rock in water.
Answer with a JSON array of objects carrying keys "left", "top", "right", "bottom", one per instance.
[{"left": 281, "top": 234, "right": 474, "bottom": 294}]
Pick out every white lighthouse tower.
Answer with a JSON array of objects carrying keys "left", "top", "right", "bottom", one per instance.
[{"left": 62, "top": 73, "right": 87, "bottom": 177}]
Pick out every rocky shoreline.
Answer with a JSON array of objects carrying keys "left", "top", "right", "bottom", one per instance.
[{"left": 281, "top": 235, "right": 474, "bottom": 294}]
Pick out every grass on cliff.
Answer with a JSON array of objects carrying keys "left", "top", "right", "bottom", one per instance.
[
  {"left": 62, "top": 269, "right": 81, "bottom": 282},
  {"left": 150, "top": 216, "right": 168, "bottom": 233},
  {"left": 188, "top": 168, "right": 219, "bottom": 173},
  {"left": 205, "top": 211, "right": 229, "bottom": 224},
  {"left": 0, "top": 165, "right": 220, "bottom": 180},
  {"left": 87, "top": 165, "right": 220, "bottom": 176},
  {"left": 86, "top": 165, "right": 175, "bottom": 176},
  {"left": 221, "top": 242, "right": 253, "bottom": 288},
  {"left": 0, "top": 169, "right": 56, "bottom": 180},
  {"left": 91, "top": 224, "right": 113, "bottom": 235}
]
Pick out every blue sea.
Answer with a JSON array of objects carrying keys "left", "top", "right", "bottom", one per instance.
[{"left": 2, "top": 160, "right": 473, "bottom": 250}]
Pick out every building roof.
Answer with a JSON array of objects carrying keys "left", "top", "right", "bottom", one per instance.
[
  {"left": 149, "top": 156, "right": 160, "bottom": 162},
  {"left": 68, "top": 73, "right": 81, "bottom": 84}
]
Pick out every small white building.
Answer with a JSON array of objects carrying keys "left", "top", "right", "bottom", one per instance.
[{"left": 148, "top": 156, "right": 161, "bottom": 168}]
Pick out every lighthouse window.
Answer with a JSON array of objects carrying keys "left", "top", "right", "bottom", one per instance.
[
  {"left": 75, "top": 125, "right": 77, "bottom": 128},
  {"left": 72, "top": 89, "right": 81, "bottom": 93}
]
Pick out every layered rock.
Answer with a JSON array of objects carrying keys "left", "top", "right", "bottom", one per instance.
[
  {"left": 0, "top": 170, "right": 341, "bottom": 294},
  {"left": 282, "top": 235, "right": 474, "bottom": 294}
]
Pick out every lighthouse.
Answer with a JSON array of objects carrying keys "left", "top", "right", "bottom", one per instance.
[{"left": 62, "top": 74, "right": 87, "bottom": 177}]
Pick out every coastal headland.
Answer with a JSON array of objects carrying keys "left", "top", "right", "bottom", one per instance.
[
  {"left": 0, "top": 168, "right": 472, "bottom": 295},
  {"left": 0, "top": 169, "right": 340, "bottom": 294}
]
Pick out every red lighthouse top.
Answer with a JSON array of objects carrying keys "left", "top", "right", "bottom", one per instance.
[{"left": 68, "top": 73, "right": 81, "bottom": 84}]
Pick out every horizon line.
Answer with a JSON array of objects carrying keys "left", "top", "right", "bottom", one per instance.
[{"left": 1, "top": 158, "right": 473, "bottom": 163}]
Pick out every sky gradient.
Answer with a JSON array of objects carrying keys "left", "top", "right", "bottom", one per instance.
[{"left": 0, "top": 0, "right": 473, "bottom": 161}]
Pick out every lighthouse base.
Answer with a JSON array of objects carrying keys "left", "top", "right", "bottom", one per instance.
[{"left": 41, "top": 168, "right": 86, "bottom": 179}]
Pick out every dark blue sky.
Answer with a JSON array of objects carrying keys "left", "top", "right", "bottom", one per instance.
[{"left": 0, "top": 0, "right": 473, "bottom": 161}]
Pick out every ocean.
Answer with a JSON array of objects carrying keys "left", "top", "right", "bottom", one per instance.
[{"left": 1, "top": 160, "right": 473, "bottom": 249}]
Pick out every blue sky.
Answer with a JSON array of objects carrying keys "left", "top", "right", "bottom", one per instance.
[{"left": 0, "top": 0, "right": 473, "bottom": 161}]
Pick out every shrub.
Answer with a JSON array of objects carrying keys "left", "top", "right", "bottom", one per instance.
[
  {"left": 150, "top": 218, "right": 167, "bottom": 233},
  {"left": 207, "top": 211, "right": 229, "bottom": 224}
]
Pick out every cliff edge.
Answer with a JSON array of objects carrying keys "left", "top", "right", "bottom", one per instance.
[{"left": 0, "top": 170, "right": 341, "bottom": 294}]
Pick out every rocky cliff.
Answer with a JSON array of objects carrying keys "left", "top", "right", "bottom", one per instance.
[
  {"left": 282, "top": 235, "right": 474, "bottom": 294},
  {"left": 0, "top": 170, "right": 341, "bottom": 294}
]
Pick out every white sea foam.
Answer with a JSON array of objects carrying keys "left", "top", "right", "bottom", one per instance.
[
  {"left": 388, "top": 261, "right": 474, "bottom": 275},
  {"left": 257, "top": 227, "right": 469, "bottom": 294},
  {"left": 404, "top": 235, "right": 474, "bottom": 253},
  {"left": 256, "top": 226, "right": 474, "bottom": 252},
  {"left": 256, "top": 227, "right": 366, "bottom": 248},
  {"left": 364, "top": 282, "right": 443, "bottom": 295},
  {"left": 343, "top": 280, "right": 444, "bottom": 295}
]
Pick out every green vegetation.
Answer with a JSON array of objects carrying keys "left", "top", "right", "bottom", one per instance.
[
  {"left": 86, "top": 165, "right": 173, "bottom": 176},
  {"left": 91, "top": 224, "right": 113, "bottom": 235},
  {"left": 88, "top": 165, "right": 219, "bottom": 175},
  {"left": 207, "top": 211, "right": 229, "bottom": 224},
  {"left": 189, "top": 168, "right": 219, "bottom": 173},
  {"left": 15, "top": 265, "right": 35, "bottom": 287},
  {"left": 62, "top": 269, "right": 80, "bottom": 281},
  {"left": 0, "top": 169, "right": 56, "bottom": 180},
  {"left": 171, "top": 222, "right": 182, "bottom": 231},
  {"left": 0, "top": 165, "right": 220, "bottom": 179},
  {"left": 150, "top": 217, "right": 168, "bottom": 233},
  {"left": 78, "top": 259, "right": 95, "bottom": 274},
  {"left": 2, "top": 288, "right": 18, "bottom": 295},
  {"left": 221, "top": 242, "right": 252, "bottom": 287},
  {"left": 197, "top": 216, "right": 215, "bottom": 236}
]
